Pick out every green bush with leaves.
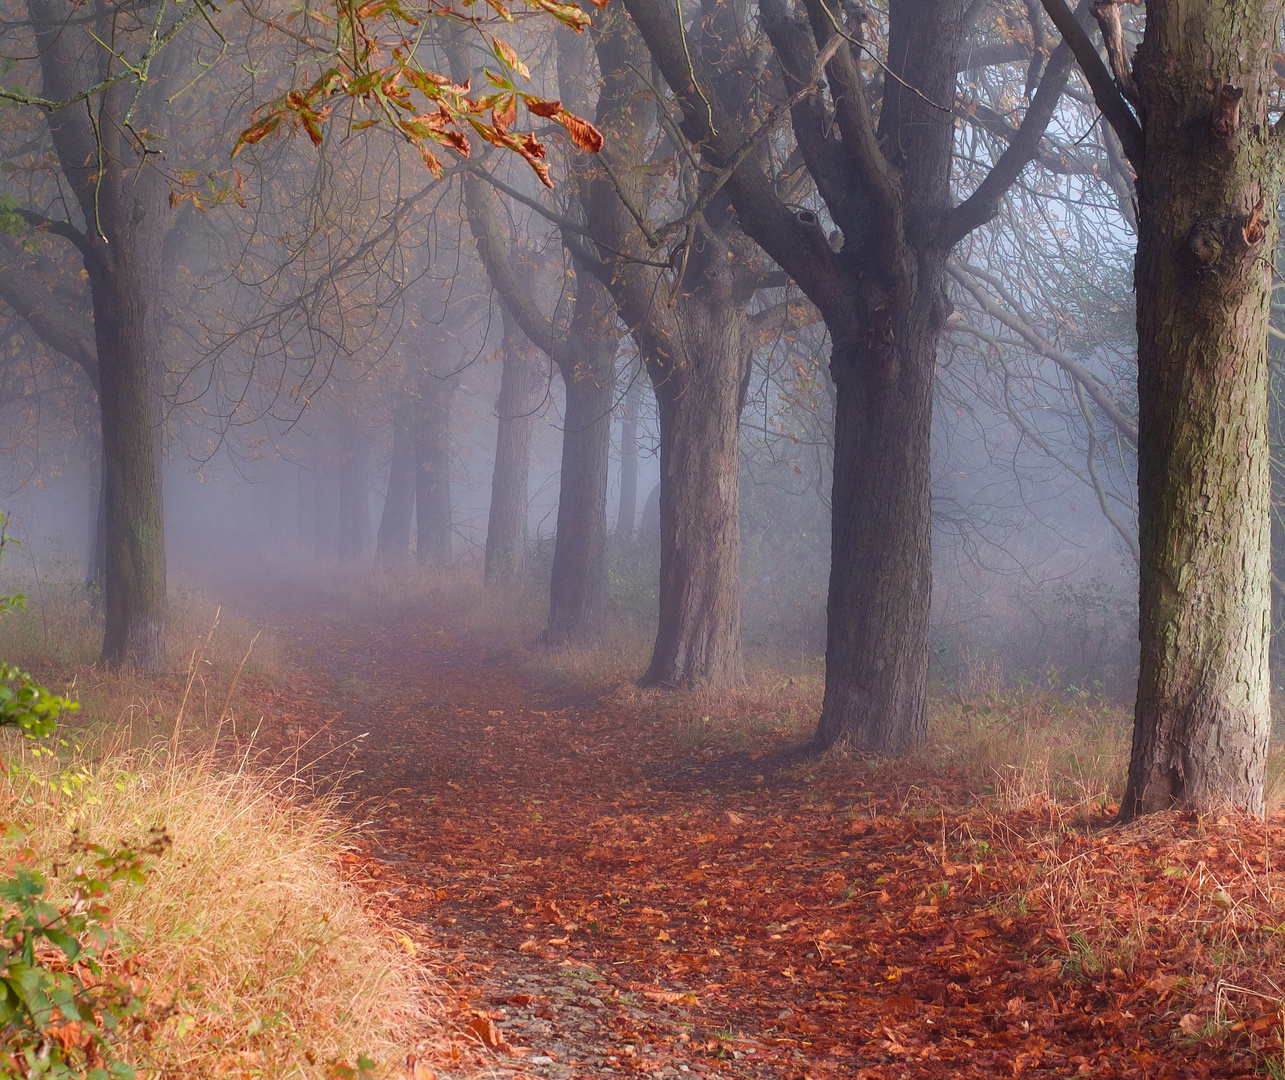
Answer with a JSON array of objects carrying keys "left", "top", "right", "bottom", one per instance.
[{"left": 0, "top": 832, "right": 165, "bottom": 1079}]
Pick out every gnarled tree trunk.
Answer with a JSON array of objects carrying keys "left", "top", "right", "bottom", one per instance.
[
  {"left": 638, "top": 289, "right": 750, "bottom": 688},
  {"left": 813, "top": 293, "right": 944, "bottom": 752}
]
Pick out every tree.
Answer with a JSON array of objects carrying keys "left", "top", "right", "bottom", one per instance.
[
  {"left": 23, "top": 0, "right": 182, "bottom": 670},
  {"left": 1043, "top": 0, "right": 1284, "bottom": 817},
  {"left": 623, "top": 0, "right": 1088, "bottom": 746},
  {"left": 557, "top": 10, "right": 780, "bottom": 687},
  {"left": 458, "top": 167, "right": 618, "bottom": 637},
  {"left": 616, "top": 369, "right": 643, "bottom": 538},
  {"left": 485, "top": 305, "right": 547, "bottom": 588},
  {"left": 447, "top": 17, "right": 619, "bottom": 640},
  {"left": 0, "top": 0, "right": 603, "bottom": 672}
]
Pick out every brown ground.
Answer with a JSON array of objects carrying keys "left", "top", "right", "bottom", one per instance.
[{"left": 233, "top": 581, "right": 1276, "bottom": 1080}]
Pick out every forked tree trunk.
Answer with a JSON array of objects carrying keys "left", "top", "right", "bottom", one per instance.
[
  {"left": 1119, "top": 1, "right": 1284, "bottom": 819},
  {"left": 376, "top": 397, "right": 417, "bottom": 561},
  {"left": 639, "top": 296, "right": 749, "bottom": 688},
  {"left": 812, "top": 304, "right": 940, "bottom": 753},
  {"left": 617, "top": 373, "right": 642, "bottom": 538},
  {"left": 544, "top": 278, "right": 617, "bottom": 644},
  {"left": 485, "top": 321, "right": 545, "bottom": 588},
  {"left": 415, "top": 368, "right": 456, "bottom": 565}
]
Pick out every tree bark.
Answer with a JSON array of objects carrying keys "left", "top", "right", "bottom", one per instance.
[
  {"left": 85, "top": 455, "right": 106, "bottom": 592},
  {"left": 415, "top": 365, "right": 456, "bottom": 566},
  {"left": 617, "top": 372, "right": 642, "bottom": 538},
  {"left": 1118, "top": 0, "right": 1284, "bottom": 819},
  {"left": 29, "top": 0, "right": 176, "bottom": 672},
  {"left": 544, "top": 277, "right": 617, "bottom": 644},
  {"left": 376, "top": 395, "right": 417, "bottom": 561},
  {"left": 485, "top": 316, "right": 545, "bottom": 588},
  {"left": 813, "top": 310, "right": 940, "bottom": 752},
  {"left": 90, "top": 230, "right": 166, "bottom": 672},
  {"left": 638, "top": 288, "right": 751, "bottom": 688}
]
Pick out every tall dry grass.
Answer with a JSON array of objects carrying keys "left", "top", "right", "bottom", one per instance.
[
  {"left": 0, "top": 573, "right": 440, "bottom": 1077},
  {"left": 0, "top": 741, "right": 435, "bottom": 1078}
]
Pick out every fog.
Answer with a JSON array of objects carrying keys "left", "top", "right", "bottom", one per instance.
[{"left": 0, "top": 0, "right": 1225, "bottom": 715}]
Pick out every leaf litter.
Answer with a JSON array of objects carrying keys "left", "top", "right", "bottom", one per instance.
[{"left": 240, "top": 602, "right": 1285, "bottom": 1080}]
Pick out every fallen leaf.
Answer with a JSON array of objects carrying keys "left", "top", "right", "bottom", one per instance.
[{"left": 465, "top": 1014, "right": 505, "bottom": 1049}]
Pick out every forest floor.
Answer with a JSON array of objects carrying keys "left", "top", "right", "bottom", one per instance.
[{"left": 224, "top": 575, "right": 1285, "bottom": 1080}]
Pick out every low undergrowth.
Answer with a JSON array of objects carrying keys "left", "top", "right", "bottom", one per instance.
[
  {"left": 0, "top": 558, "right": 436, "bottom": 1078},
  {"left": 0, "top": 740, "right": 434, "bottom": 1078}
]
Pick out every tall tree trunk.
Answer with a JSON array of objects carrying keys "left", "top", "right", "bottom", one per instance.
[
  {"left": 617, "top": 371, "right": 642, "bottom": 538},
  {"left": 376, "top": 396, "right": 417, "bottom": 561},
  {"left": 544, "top": 277, "right": 617, "bottom": 644},
  {"left": 337, "top": 437, "right": 370, "bottom": 560},
  {"left": 415, "top": 367, "right": 456, "bottom": 566},
  {"left": 1119, "top": 0, "right": 1284, "bottom": 819},
  {"left": 30, "top": 0, "right": 175, "bottom": 672},
  {"left": 91, "top": 254, "right": 166, "bottom": 672},
  {"left": 812, "top": 300, "right": 941, "bottom": 752},
  {"left": 485, "top": 318, "right": 545, "bottom": 588},
  {"left": 639, "top": 294, "right": 750, "bottom": 688},
  {"left": 85, "top": 453, "right": 106, "bottom": 592}
]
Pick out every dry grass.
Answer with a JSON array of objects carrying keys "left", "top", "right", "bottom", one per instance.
[
  {"left": 0, "top": 576, "right": 445, "bottom": 1078},
  {"left": 925, "top": 688, "right": 1131, "bottom": 813},
  {"left": 0, "top": 740, "right": 436, "bottom": 1078},
  {"left": 0, "top": 574, "right": 282, "bottom": 764},
  {"left": 0, "top": 572, "right": 280, "bottom": 676}
]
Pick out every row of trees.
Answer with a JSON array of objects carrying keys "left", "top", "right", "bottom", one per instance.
[{"left": 0, "top": 0, "right": 1280, "bottom": 820}]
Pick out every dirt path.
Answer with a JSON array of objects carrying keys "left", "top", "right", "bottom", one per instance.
[{"left": 233, "top": 586, "right": 1260, "bottom": 1080}]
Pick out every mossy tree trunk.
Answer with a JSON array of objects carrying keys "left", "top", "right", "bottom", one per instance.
[{"left": 1116, "top": 0, "right": 1284, "bottom": 819}]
